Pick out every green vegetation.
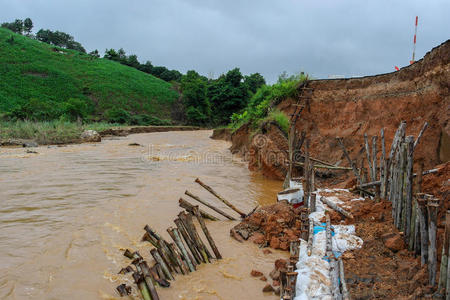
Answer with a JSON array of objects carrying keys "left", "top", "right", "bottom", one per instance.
[
  {"left": 0, "top": 26, "right": 179, "bottom": 124},
  {"left": 230, "top": 73, "right": 309, "bottom": 134},
  {"left": 0, "top": 120, "right": 122, "bottom": 144}
]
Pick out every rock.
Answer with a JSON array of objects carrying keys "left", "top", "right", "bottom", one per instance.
[
  {"left": 26, "top": 150, "right": 38, "bottom": 154},
  {"left": 128, "top": 143, "right": 141, "bottom": 146},
  {"left": 250, "top": 270, "right": 263, "bottom": 277},
  {"left": 81, "top": 130, "right": 101, "bottom": 143},
  {"left": 250, "top": 232, "right": 265, "bottom": 244},
  {"left": 22, "top": 141, "right": 38, "bottom": 147},
  {"left": 262, "top": 284, "right": 274, "bottom": 293},
  {"left": 260, "top": 275, "right": 267, "bottom": 281},
  {"left": 262, "top": 249, "right": 272, "bottom": 255},
  {"left": 274, "top": 259, "right": 288, "bottom": 270},
  {"left": 270, "top": 236, "right": 280, "bottom": 249},
  {"left": 384, "top": 234, "right": 405, "bottom": 252}
]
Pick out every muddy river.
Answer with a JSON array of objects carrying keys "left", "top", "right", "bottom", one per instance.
[{"left": 0, "top": 130, "right": 284, "bottom": 299}]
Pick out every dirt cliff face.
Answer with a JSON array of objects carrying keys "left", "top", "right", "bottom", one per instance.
[{"left": 233, "top": 39, "right": 450, "bottom": 180}]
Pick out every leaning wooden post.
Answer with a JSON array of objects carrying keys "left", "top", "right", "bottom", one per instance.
[
  {"left": 304, "top": 139, "right": 311, "bottom": 208},
  {"left": 404, "top": 136, "right": 415, "bottom": 244},
  {"left": 132, "top": 272, "right": 152, "bottom": 300},
  {"left": 192, "top": 206, "right": 222, "bottom": 259},
  {"left": 168, "top": 243, "right": 189, "bottom": 275},
  {"left": 438, "top": 211, "right": 450, "bottom": 293},
  {"left": 337, "top": 137, "right": 361, "bottom": 184},
  {"left": 195, "top": 178, "right": 246, "bottom": 218},
  {"left": 417, "top": 194, "right": 429, "bottom": 266},
  {"left": 140, "top": 261, "right": 160, "bottom": 300},
  {"left": 364, "top": 133, "right": 374, "bottom": 182},
  {"left": 322, "top": 196, "right": 354, "bottom": 219},
  {"left": 380, "top": 128, "right": 386, "bottom": 197},
  {"left": 384, "top": 121, "right": 407, "bottom": 199},
  {"left": 167, "top": 227, "right": 196, "bottom": 272},
  {"left": 371, "top": 135, "right": 378, "bottom": 181},
  {"left": 183, "top": 211, "right": 213, "bottom": 260},
  {"left": 150, "top": 248, "right": 174, "bottom": 280},
  {"left": 185, "top": 190, "right": 235, "bottom": 220},
  {"left": 427, "top": 197, "right": 439, "bottom": 286},
  {"left": 413, "top": 122, "right": 428, "bottom": 150},
  {"left": 179, "top": 198, "right": 219, "bottom": 221},
  {"left": 174, "top": 218, "right": 202, "bottom": 265}
]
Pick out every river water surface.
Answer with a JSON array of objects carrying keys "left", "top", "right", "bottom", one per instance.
[{"left": 0, "top": 130, "right": 283, "bottom": 299}]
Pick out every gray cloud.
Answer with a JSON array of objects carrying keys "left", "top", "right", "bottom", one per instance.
[{"left": 1, "top": 0, "right": 449, "bottom": 82}]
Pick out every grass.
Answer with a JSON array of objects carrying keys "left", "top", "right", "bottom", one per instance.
[
  {"left": 0, "top": 27, "right": 178, "bottom": 121},
  {"left": 0, "top": 120, "right": 122, "bottom": 144},
  {"left": 263, "top": 110, "right": 289, "bottom": 135}
]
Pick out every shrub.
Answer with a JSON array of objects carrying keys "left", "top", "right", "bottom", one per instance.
[
  {"left": 263, "top": 110, "right": 289, "bottom": 135},
  {"left": 104, "top": 108, "right": 131, "bottom": 124}
]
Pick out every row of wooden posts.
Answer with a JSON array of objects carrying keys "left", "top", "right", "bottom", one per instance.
[{"left": 115, "top": 178, "right": 249, "bottom": 299}]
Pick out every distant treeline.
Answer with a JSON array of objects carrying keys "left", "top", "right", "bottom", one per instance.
[{"left": 2, "top": 18, "right": 305, "bottom": 128}]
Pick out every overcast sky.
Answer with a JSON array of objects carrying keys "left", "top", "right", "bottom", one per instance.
[{"left": 1, "top": 0, "right": 449, "bottom": 82}]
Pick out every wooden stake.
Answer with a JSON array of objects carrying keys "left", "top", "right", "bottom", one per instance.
[
  {"left": 414, "top": 122, "right": 428, "bottom": 150},
  {"left": 150, "top": 248, "right": 174, "bottom": 280},
  {"left": 182, "top": 211, "right": 213, "bottom": 261},
  {"left": 404, "top": 136, "right": 414, "bottom": 244},
  {"left": 337, "top": 137, "right": 361, "bottom": 183},
  {"left": 417, "top": 195, "right": 429, "bottom": 266},
  {"left": 304, "top": 139, "right": 311, "bottom": 208},
  {"left": 179, "top": 198, "right": 219, "bottom": 221},
  {"left": 185, "top": 190, "right": 235, "bottom": 220},
  {"left": 438, "top": 210, "right": 450, "bottom": 292},
  {"left": 381, "top": 128, "right": 387, "bottom": 197},
  {"left": 339, "top": 258, "right": 350, "bottom": 300},
  {"left": 364, "top": 133, "right": 374, "bottom": 182},
  {"left": 133, "top": 272, "right": 152, "bottom": 300},
  {"left": 167, "top": 227, "right": 196, "bottom": 272},
  {"left": 310, "top": 193, "right": 316, "bottom": 213},
  {"left": 168, "top": 243, "right": 189, "bottom": 275},
  {"left": 428, "top": 197, "right": 439, "bottom": 286},
  {"left": 307, "top": 218, "right": 314, "bottom": 256},
  {"left": 322, "top": 196, "right": 354, "bottom": 219},
  {"left": 372, "top": 136, "right": 378, "bottom": 181},
  {"left": 174, "top": 218, "right": 202, "bottom": 265},
  {"left": 192, "top": 205, "right": 222, "bottom": 259},
  {"left": 195, "top": 178, "right": 246, "bottom": 217},
  {"left": 139, "top": 261, "right": 160, "bottom": 300}
]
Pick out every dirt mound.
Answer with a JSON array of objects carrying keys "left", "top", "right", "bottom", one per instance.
[
  {"left": 210, "top": 128, "right": 232, "bottom": 141},
  {"left": 230, "top": 201, "right": 303, "bottom": 250}
]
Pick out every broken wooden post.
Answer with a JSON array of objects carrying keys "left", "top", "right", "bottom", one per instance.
[
  {"left": 322, "top": 196, "right": 354, "bottom": 219},
  {"left": 337, "top": 137, "right": 361, "bottom": 183},
  {"left": 139, "top": 261, "right": 160, "bottom": 300},
  {"left": 385, "top": 121, "right": 407, "bottom": 199},
  {"left": 417, "top": 194, "right": 429, "bottom": 266},
  {"left": 405, "top": 136, "right": 414, "bottom": 244},
  {"left": 178, "top": 198, "right": 219, "bottom": 221},
  {"left": 174, "top": 218, "right": 202, "bottom": 265},
  {"left": 427, "top": 197, "right": 440, "bottom": 286},
  {"left": 364, "top": 133, "right": 374, "bottom": 182},
  {"left": 438, "top": 210, "right": 450, "bottom": 293},
  {"left": 178, "top": 211, "right": 207, "bottom": 263},
  {"left": 116, "top": 284, "right": 132, "bottom": 297},
  {"left": 195, "top": 178, "right": 246, "bottom": 218},
  {"left": 380, "top": 128, "right": 387, "bottom": 197},
  {"left": 185, "top": 190, "right": 235, "bottom": 220},
  {"left": 414, "top": 122, "right": 428, "bottom": 150},
  {"left": 307, "top": 218, "right": 314, "bottom": 256},
  {"left": 372, "top": 135, "right": 378, "bottom": 181},
  {"left": 181, "top": 211, "right": 213, "bottom": 261},
  {"left": 167, "top": 227, "right": 196, "bottom": 272},
  {"left": 339, "top": 258, "right": 350, "bottom": 300},
  {"left": 133, "top": 272, "right": 152, "bottom": 300},
  {"left": 150, "top": 248, "right": 174, "bottom": 280},
  {"left": 168, "top": 243, "right": 189, "bottom": 275},
  {"left": 310, "top": 193, "right": 316, "bottom": 213},
  {"left": 192, "top": 205, "right": 222, "bottom": 259}
]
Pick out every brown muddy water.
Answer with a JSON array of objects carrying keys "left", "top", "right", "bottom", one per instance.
[{"left": 0, "top": 130, "right": 284, "bottom": 300}]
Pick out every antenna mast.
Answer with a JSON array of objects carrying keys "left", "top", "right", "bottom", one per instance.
[{"left": 411, "top": 16, "right": 418, "bottom": 64}]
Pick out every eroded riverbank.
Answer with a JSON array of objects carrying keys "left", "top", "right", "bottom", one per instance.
[{"left": 0, "top": 130, "right": 284, "bottom": 299}]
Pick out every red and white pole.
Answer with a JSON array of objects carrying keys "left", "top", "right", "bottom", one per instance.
[{"left": 411, "top": 16, "right": 418, "bottom": 64}]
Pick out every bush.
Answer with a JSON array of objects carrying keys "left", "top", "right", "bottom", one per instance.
[
  {"left": 104, "top": 108, "right": 131, "bottom": 124},
  {"left": 263, "top": 110, "right": 289, "bottom": 135},
  {"left": 130, "top": 114, "right": 172, "bottom": 126},
  {"left": 62, "top": 98, "right": 89, "bottom": 121}
]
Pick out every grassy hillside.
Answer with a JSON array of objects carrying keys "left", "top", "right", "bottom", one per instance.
[{"left": 0, "top": 27, "right": 178, "bottom": 122}]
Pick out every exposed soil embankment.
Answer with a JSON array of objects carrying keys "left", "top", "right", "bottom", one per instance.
[
  {"left": 232, "top": 40, "right": 450, "bottom": 180},
  {"left": 210, "top": 128, "right": 232, "bottom": 141}
]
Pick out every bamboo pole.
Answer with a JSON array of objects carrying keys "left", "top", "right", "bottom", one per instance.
[
  {"left": 337, "top": 137, "right": 361, "bottom": 183},
  {"left": 321, "top": 196, "right": 354, "bottom": 219},
  {"left": 168, "top": 243, "right": 189, "bottom": 275},
  {"left": 140, "top": 261, "right": 160, "bottom": 300},
  {"left": 405, "top": 136, "right": 414, "bottom": 244},
  {"left": 417, "top": 195, "right": 429, "bottom": 266},
  {"left": 439, "top": 210, "right": 450, "bottom": 292},
  {"left": 178, "top": 198, "right": 219, "bottom": 221},
  {"left": 195, "top": 178, "right": 246, "bottom": 217},
  {"left": 182, "top": 211, "right": 213, "bottom": 260},
  {"left": 150, "top": 248, "right": 174, "bottom": 280},
  {"left": 185, "top": 190, "right": 235, "bottom": 220},
  {"left": 364, "top": 134, "right": 374, "bottom": 182},
  {"left": 428, "top": 197, "right": 440, "bottom": 286},
  {"left": 133, "top": 272, "right": 152, "bottom": 300},
  {"left": 339, "top": 258, "right": 350, "bottom": 300},
  {"left": 414, "top": 122, "right": 428, "bottom": 150},
  {"left": 192, "top": 205, "right": 222, "bottom": 259},
  {"left": 372, "top": 136, "right": 378, "bottom": 181},
  {"left": 174, "top": 218, "right": 202, "bottom": 265},
  {"left": 307, "top": 219, "right": 314, "bottom": 256},
  {"left": 167, "top": 227, "right": 196, "bottom": 272}
]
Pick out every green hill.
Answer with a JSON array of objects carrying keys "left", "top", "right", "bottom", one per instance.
[{"left": 0, "top": 27, "right": 178, "bottom": 123}]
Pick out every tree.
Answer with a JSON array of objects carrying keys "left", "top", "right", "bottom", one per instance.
[
  {"left": 36, "top": 29, "right": 52, "bottom": 43},
  {"left": 67, "top": 40, "right": 86, "bottom": 53},
  {"left": 244, "top": 73, "right": 266, "bottom": 94},
  {"left": 12, "top": 19, "right": 24, "bottom": 34},
  {"left": 125, "top": 54, "right": 140, "bottom": 68},
  {"left": 181, "top": 70, "right": 211, "bottom": 124},
  {"left": 104, "top": 48, "right": 119, "bottom": 61},
  {"left": 89, "top": 49, "right": 100, "bottom": 58},
  {"left": 138, "top": 61, "right": 153, "bottom": 74},
  {"left": 23, "top": 18, "right": 33, "bottom": 35}
]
